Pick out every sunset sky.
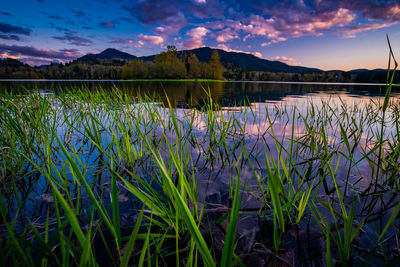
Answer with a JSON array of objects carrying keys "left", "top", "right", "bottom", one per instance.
[{"left": 1, "top": 0, "right": 400, "bottom": 70}]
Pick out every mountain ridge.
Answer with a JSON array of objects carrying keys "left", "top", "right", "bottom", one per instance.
[
  {"left": 78, "top": 47, "right": 391, "bottom": 74},
  {"left": 77, "top": 47, "right": 322, "bottom": 73},
  {"left": 85, "top": 48, "right": 137, "bottom": 60}
]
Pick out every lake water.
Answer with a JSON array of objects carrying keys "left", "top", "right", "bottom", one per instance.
[
  {"left": 1, "top": 80, "right": 399, "bottom": 265},
  {"left": 1, "top": 80, "right": 399, "bottom": 106}
]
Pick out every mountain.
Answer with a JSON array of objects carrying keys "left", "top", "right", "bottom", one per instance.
[
  {"left": 86, "top": 48, "right": 137, "bottom": 60},
  {"left": 182, "top": 47, "right": 322, "bottom": 73},
  {"left": 77, "top": 47, "right": 322, "bottom": 73},
  {"left": 0, "top": 58, "right": 27, "bottom": 67},
  {"left": 38, "top": 62, "right": 60, "bottom": 68},
  {"left": 348, "top": 68, "right": 370, "bottom": 73}
]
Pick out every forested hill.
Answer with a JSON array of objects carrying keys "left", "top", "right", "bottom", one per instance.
[
  {"left": 180, "top": 47, "right": 321, "bottom": 73},
  {"left": 0, "top": 46, "right": 398, "bottom": 82},
  {"left": 76, "top": 47, "right": 321, "bottom": 74},
  {"left": 85, "top": 48, "right": 137, "bottom": 60}
]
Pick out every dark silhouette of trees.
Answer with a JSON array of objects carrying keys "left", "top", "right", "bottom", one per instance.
[
  {"left": 0, "top": 53, "right": 395, "bottom": 82},
  {"left": 207, "top": 50, "right": 223, "bottom": 80},
  {"left": 121, "top": 46, "right": 226, "bottom": 80}
]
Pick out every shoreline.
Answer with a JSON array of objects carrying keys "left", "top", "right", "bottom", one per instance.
[{"left": 0, "top": 79, "right": 398, "bottom": 86}]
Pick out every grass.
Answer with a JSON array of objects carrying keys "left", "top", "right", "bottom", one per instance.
[
  {"left": 126, "top": 78, "right": 226, "bottom": 82},
  {"left": 0, "top": 40, "right": 400, "bottom": 266}
]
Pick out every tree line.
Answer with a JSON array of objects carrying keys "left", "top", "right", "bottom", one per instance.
[
  {"left": 122, "top": 45, "right": 224, "bottom": 80},
  {"left": 0, "top": 48, "right": 397, "bottom": 83}
]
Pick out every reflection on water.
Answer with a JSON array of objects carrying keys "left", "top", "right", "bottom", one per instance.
[
  {"left": 1, "top": 80, "right": 399, "bottom": 107},
  {"left": 1, "top": 81, "right": 400, "bottom": 264}
]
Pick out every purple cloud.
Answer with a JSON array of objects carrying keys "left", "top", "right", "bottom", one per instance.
[
  {"left": 138, "top": 34, "right": 164, "bottom": 45},
  {"left": 52, "top": 33, "right": 93, "bottom": 46},
  {"left": 99, "top": 21, "right": 117, "bottom": 29},
  {"left": 71, "top": 10, "right": 85, "bottom": 18},
  {"left": 0, "top": 44, "right": 81, "bottom": 61},
  {"left": 48, "top": 15, "right": 64, "bottom": 20},
  {"left": 184, "top": 26, "right": 209, "bottom": 49},
  {"left": 340, "top": 0, "right": 400, "bottom": 22},
  {"left": 109, "top": 36, "right": 134, "bottom": 44},
  {"left": 0, "top": 34, "right": 21, "bottom": 41},
  {"left": 0, "top": 22, "right": 31, "bottom": 41},
  {"left": 0, "top": 23, "right": 31, "bottom": 35},
  {"left": 123, "top": 0, "right": 187, "bottom": 35},
  {"left": 200, "top": 0, "right": 399, "bottom": 46}
]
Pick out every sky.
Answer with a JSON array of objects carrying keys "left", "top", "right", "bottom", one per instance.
[{"left": 1, "top": 0, "right": 400, "bottom": 70}]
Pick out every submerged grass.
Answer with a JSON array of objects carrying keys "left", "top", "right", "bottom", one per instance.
[{"left": 0, "top": 41, "right": 400, "bottom": 266}]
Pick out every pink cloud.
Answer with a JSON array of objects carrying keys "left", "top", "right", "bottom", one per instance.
[
  {"left": 216, "top": 28, "right": 239, "bottom": 42},
  {"left": 341, "top": 1, "right": 400, "bottom": 22},
  {"left": 0, "top": 44, "right": 82, "bottom": 66},
  {"left": 338, "top": 22, "right": 397, "bottom": 38},
  {"left": 138, "top": 34, "right": 164, "bottom": 45},
  {"left": 134, "top": 40, "right": 145, "bottom": 48},
  {"left": 247, "top": 8, "right": 355, "bottom": 43},
  {"left": 268, "top": 56, "right": 301, "bottom": 66},
  {"left": 184, "top": 26, "right": 209, "bottom": 49},
  {"left": 215, "top": 44, "right": 262, "bottom": 58}
]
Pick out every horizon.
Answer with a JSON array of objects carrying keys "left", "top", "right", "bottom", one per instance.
[{"left": 1, "top": 0, "right": 400, "bottom": 71}]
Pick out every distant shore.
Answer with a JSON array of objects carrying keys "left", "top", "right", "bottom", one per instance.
[{"left": 0, "top": 79, "right": 398, "bottom": 86}]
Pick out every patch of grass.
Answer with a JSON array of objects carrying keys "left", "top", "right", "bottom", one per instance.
[
  {"left": 0, "top": 46, "right": 400, "bottom": 266},
  {"left": 126, "top": 78, "right": 226, "bottom": 82}
]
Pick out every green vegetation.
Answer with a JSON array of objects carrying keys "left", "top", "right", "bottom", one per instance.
[
  {"left": 0, "top": 40, "right": 400, "bottom": 266},
  {"left": 121, "top": 46, "right": 225, "bottom": 80},
  {"left": 126, "top": 78, "right": 225, "bottom": 82},
  {"left": 1, "top": 47, "right": 399, "bottom": 83},
  {"left": 1, "top": 78, "right": 400, "bottom": 265}
]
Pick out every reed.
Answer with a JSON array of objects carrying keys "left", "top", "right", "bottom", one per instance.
[{"left": 0, "top": 47, "right": 399, "bottom": 265}]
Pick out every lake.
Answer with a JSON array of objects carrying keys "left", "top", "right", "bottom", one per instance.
[
  {"left": 1, "top": 80, "right": 398, "bottom": 105},
  {"left": 0, "top": 80, "right": 399, "bottom": 266}
]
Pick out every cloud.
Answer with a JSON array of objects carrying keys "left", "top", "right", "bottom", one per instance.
[
  {"left": 48, "top": 15, "right": 64, "bottom": 20},
  {"left": 268, "top": 56, "right": 300, "bottom": 66},
  {"left": 253, "top": 52, "right": 262, "bottom": 58},
  {"left": 189, "top": 0, "right": 225, "bottom": 20},
  {"left": 71, "top": 10, "right": 85, "bottom": 18},
  {"left": 0, "top": 22, "right": 31, "bottom": 41},
  {"left": 0, "top": 34, "right": 21, "bottom": 41},
  {"left": 215, "top": 28, "right": 239, "bottom": 42},
  {"left": 340, "top": 0, "right": 400, "bottom": 22},
  {"left": 108, "top": 37, "right": 144, "bottom": 49},
  {"left": 244, "top": 0, "right": 400, "bottom": 42},
  {"left": 215, "top": 44, "right": 262, "bottom": 58},
  {"left": 123, "top": 0, "right": 187, "bottom": 35},
  {"left": 0, "top": 44, "right": 81, "bottom": 64},
  {"left": 0, "top": 52, "right": 20, "bottom": 59},
  {"left": 153, "top": 26, "right": 165, "bottom": 34},
  {"left": 121, "top": 0, "right": 398, "bottom": 47},
  {"left": 109, "top": 36, "right": 134, "bottom": 44},
  {"left": 184, "top": 27, "right": 209, "bottom": 49},
  {"left": 138, "top": 34, "right": 164, "bottom": 45},
  {"left": 0, "top": 23, "right": 31, "bottom": 35},
  {"left": 0, "top": 12, "right": 12, "bottom": 16},
  {"left": 246, "top": 8, "right": 355, "bottom": 43},
  {"left": 338, "top": 22, "right": 397, "bottom": 38},
  {"left": 99, "top": 21, "right": 117, "bottom": 29},
  {"left": 134, "top": 40, "right": 145, "bottom": 48},
  {"left": 52, "top": 33, "right": 93, "bottom": 46}
]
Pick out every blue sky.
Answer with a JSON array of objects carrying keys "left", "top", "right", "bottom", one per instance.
[{"left": 1, "top": 0, "right": 400, "bottom": 70}]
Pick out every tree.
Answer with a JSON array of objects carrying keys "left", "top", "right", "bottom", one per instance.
[
  {"left": 187, "top": 53, "right": 201, "bottom": 78},
  {"left": 154, "top": 45, "right": 186, "bottom": 78},
  {"left": 208, "top": 50, "right": 223, "bottom": 80}
]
